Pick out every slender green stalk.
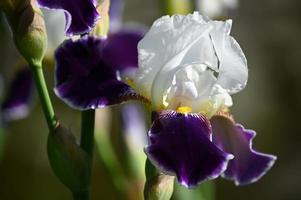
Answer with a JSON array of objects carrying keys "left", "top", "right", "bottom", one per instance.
[
  {"left": 30, "top": 63, "right": 57, "bottom": 131},
  {"left": 80, "top": 110, "right": 95, "bottom": 157},
  {"left": 73, "top": 110, "right": 95, "bottom": 200}
]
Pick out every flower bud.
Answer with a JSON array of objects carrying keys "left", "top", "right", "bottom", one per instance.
[
  {"left": 47, "top": 125, "right": 90, "bottom": 192},
  {"left": 144, "top": 159, "right": 175, "bottom": 200},
  {"left": 91, "top": 0, "right": 110, "bottom": 37},
  {"left": 144, "top": 174, "right": 175, "bottom": 200},
  {"left": 2, "top": 0, "right": 47, "bottom": 66}
]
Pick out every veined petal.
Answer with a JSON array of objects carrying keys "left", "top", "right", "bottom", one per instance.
[
  {"left": 37, "top": 0, "right": 100, "bottom": 35},
  {"left": 1, "top": 68, "right": 34, "bottom": 121},
  {"left": 145, "top": 110, "right": 233, "bottom": 187},
  {"left": 135, "top": 12, "right": 245, "bottom": 112},
  {"left": 135, "top": 13, "right": 212, "bottom": 100},
  {"left": 210, "top": 115, "right": 277, "bottom": 185},
  {"left": 54, "top": 36, "right": 142, "bottom": 110}
]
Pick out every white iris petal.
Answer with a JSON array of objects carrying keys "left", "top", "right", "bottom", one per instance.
[{"left": 134, "top": 12, "right": 248, "bottom": 115}]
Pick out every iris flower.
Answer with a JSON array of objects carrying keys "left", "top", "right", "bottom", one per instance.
[
  {"left": 1, "top": 68, "right": 34, "bottom": 122},
  {"left": 54, "top": 12, "right": 276, "bottom": 187},
  {"left": 37, "top": 0, "right": 100, "bottom": 35},
  {"left": 197, "top": 0, "right": 238, "bottom": 19}
]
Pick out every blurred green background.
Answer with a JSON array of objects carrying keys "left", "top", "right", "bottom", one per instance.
[{"left": 1, "top": 0, "right": 301, "bottom": 199}]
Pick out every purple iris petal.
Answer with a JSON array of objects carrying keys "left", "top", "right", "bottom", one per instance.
[
  {"left": 1, "top": 68, "right": 34, "bottom": 121},
  {"left": 210, "top": 115, "right": 277, "bottom": 185},
  {"left": 37, "top": 0, "right": 100, "bottom": 35},
  {"left": 54, "top": 36, "right": 143, "bottom": 110},
  {"left": 145, "top": 110, "right": 233, "bottom": 187},
  {"left": 103, "top": 30, "right": 144, "bottom": 75}
]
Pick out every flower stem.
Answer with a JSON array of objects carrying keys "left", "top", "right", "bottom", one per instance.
[
  {"left": 72, "top": 110, "right": 95, "bottom": 200},
  {"left": 80, "top": 110, "right": 95, "bottom": 157},
  {"left": 30, "top": 63, "right": 57, "bottom": 131}
]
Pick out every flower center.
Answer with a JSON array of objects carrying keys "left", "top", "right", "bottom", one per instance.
[
  {"left": 162, "top": 64, "right": 216, "bottom": 111},
  {"left": 176, "top": 106, "right": 192, "bottom": 114}
]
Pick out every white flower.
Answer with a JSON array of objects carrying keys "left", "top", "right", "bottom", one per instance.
[{"left": 133, "top": 12, "right": 247, "bottom": 115}]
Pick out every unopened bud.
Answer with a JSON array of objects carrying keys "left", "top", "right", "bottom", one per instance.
[
  {"left": 47, "top": 125, "right": 90, "bottom": 192},
  {"left": 144, "top": 159, "right": 175, "bottom": 200},
  {"left": 144, "top": 174, "right": 175, "bottom": 200},
  {"left": 3, "top": 0, "right": 47, "bottom": 66}
]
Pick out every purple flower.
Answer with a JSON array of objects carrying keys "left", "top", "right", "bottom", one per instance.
[
  {"left": 54, "top": 12, "right": 276, "bottom": 187},
  {"left": 37, "top": 0, "right": 100, "bottom": 35},
  {"left": 54, "top": 31, "right": 145, "bottom": 110},
  {"left": 210, "top": 115, "right": 276, "bottom": 185},
  {"left": 1, "top": 68, "right": 35, "bottom": 122},
  {"left": 136, "top": 13, "right": 276, "bottom": 187},
  {"left": 145, "top": 110, "right": 233, "bottom": 187}
]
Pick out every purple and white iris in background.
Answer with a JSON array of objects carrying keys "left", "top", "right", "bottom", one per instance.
[
  {"left": 197, "top": 0, "right": 238, "bottom": 19},
  {"left": 1, "top": 68, "right": 35, "bottom": 122},
  {"left": 54, "top": 12, "right": 276, "bottom": 188},
  {"left": 37, "top": 0, "right": 100, "bottom": 35}
]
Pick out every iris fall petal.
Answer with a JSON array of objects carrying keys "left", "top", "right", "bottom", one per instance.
[
  {"left": 145, "top": 110, "right": 233, "bottom": 187},
  {"left": 210, "top": 115, "right": 277, "bottom": 185},
  {"left": 54, "top": 36, "right": 142, "bottom": 110}
]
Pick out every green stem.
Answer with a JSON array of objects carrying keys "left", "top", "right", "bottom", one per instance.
[
  {"left": 73, "top": 110, "right": 95, "bottom": 200},
  {"left": 30, "top": 63, "right": 57, "bottom": 131},
  {"left": 80, "top": 110, "right": 95, "bottom": 157}
]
